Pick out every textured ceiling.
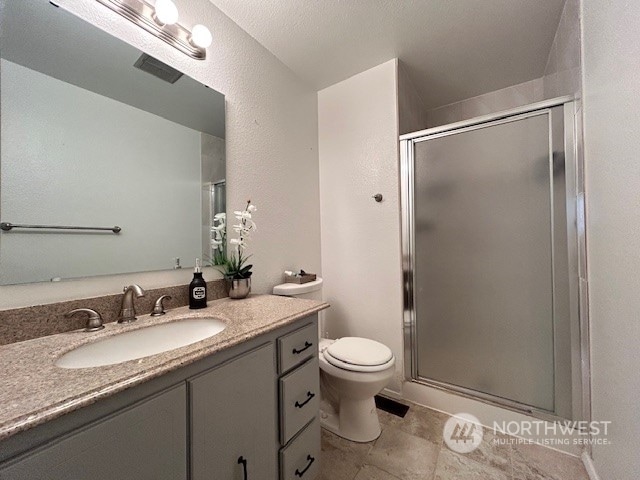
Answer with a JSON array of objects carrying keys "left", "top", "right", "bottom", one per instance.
[{"left": 210, "top": 0, "right": 564, "bottom": 109}]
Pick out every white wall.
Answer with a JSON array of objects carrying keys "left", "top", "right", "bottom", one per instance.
[
  {"left": 583, "top": 1, "right": 640, "bottom": 478},
  {"left": 0, "top": 0, "right": 320, "bottom": 307},
  {"left": 318, "top": 59, "right": 404, "bottom": 392},
  {"left": 1, "top": 59, "right": 202, "bottom": 285},
  {"left": 543, "top": 0, "right": 581, "bottom": 99},
  {"left": 397, "top": 60, "right": 428, "bottom": 135},
  {"left": 426, "top": 77, "right": 544, "bottom": 128}
]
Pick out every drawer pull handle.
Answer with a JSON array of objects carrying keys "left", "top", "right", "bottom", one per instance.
[
  {"left": 295, "top": 391, "right": 315, "bottom": 408},
  {"left": 238, "top": 456, "right": 248, "bottom": 480},
  {"left": 295, "top": 455, "right": 315, "bottom": 477},
  {"left": 292, "top": 341, "right": 313, "bottom": 355}
]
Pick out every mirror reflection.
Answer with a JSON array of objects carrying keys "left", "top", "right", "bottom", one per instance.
[{"left": 0, "top": 1, "right": 225, "bottom": 285}]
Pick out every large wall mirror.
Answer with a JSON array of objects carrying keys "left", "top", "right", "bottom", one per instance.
[{"left": 0, "top": 0, "right": 226, "bottom": 286}]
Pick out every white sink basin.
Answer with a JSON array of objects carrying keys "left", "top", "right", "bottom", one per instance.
[{"left": 55, "top": 318, "right": 226, "bottom": 369}]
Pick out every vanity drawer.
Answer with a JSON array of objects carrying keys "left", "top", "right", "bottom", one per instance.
[
  {"left": 279, "top": 356, "right": 320, "bottom": 444},
  {"left": 280, "top": 417, "right": 320, "bottom": 480},
  {"left": 278, "top": 322, "right": 317, "bottom": 374}
]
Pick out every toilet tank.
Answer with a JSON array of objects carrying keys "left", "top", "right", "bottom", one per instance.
[{"left": 272, "top": 278, "right": 323, "bottom": 301}]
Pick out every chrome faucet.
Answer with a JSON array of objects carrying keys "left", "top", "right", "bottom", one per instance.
[{"left": 118, "top": 284, "right": 145, "bottom": 323}]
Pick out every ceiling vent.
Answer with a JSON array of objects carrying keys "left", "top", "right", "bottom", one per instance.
[{"left": 133, "top": 53, "right": 183, "bottom": 84}]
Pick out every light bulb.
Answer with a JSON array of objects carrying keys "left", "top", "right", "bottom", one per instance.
[
  {"left": 154, "top": 0, "right": 178, "bottom": 25},
  {"left": 191, "top": 24, "right": 212, "bottom": 48}
]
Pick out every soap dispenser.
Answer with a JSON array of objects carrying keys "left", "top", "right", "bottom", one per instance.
[{"left": 189, "top": 258, "right": 207, "bottom": 309}]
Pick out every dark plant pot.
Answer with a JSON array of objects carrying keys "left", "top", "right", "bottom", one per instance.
[{"left": 226, "top": 277, "right": 251, "bottom": 299}]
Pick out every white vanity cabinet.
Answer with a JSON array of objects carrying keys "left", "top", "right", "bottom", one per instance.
[{"left": 0, "top": 314, "right": 320, "bottom": 480}]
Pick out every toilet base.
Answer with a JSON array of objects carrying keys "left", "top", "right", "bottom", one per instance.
[{"left": 319, "top": 396, "right": 382, "bottom": 443}]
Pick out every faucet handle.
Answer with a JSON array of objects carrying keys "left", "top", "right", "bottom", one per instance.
[
  {"left": 151, "top": 295, "right": 172, "bottom": 316},
  {"left": 65, "top": 308, "right": 104, "bottom": 332}
]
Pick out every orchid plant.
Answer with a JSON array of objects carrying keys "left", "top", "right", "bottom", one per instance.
[
  {"left": 210, "top": 212, "right": 227, "bottom": 266},
  {"left": 214, "top": 200, "right": 257, "bottom": 279}
]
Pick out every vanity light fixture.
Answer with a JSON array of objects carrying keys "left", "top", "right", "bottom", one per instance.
[
  {"left": 191, "top": 24, "right": 213, "bottom": 48},
  {"left": 152, "top": 0, "right": 179, "bottom": 25},
  {"left": 96, "top": 0, "right": 212, "bottom": 60}
]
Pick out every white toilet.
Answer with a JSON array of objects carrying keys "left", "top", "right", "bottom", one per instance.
[{"left": 273, "top": 278, "right": 395, "bottom": 443}]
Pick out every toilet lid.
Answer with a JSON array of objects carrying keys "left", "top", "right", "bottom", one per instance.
[{"left": 325, "top": 337, "right": 393, "bottom": 367}]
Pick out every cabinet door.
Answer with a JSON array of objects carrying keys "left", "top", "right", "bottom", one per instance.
[
  {"left": 190, "top": 343, "right": 277, "bottom": 480},
  {"left": 0, "top": 384, "right": 187, "bottom": 480}
]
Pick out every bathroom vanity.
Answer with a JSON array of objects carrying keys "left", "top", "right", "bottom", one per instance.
[{"left": 0, "top": 295, "right": 326, "bottom": 480}]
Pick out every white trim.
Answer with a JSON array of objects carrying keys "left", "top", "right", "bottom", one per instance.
[
  {"left": 399, "top": 95, "right": 574, "bottom": 141},
  {"left": 581, "top": 451, "right": 602, "bottom": 480}
]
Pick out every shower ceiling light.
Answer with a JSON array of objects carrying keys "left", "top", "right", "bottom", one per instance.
[{"left": 96, "top": 0, "right": 211, "bottom": 60}]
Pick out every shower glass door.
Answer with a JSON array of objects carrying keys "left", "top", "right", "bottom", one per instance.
[{"left": 402, "top": 103, "right": 580, "bottom": 419}]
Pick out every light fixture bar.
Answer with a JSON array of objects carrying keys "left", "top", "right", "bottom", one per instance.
[{"left": 96, "top": 0, "right": 206, "bottom": 60}]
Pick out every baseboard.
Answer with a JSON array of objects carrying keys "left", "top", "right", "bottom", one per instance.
[
  {"left": 381, "top": 387, "right": 403, "bottom": 400},
  {"left": 582, "top": 451, "right": 601, "bottom": 480}
]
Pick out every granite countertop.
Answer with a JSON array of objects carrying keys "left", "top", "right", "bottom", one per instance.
[{"left": 0, "top": 294, "right": 329, "bottom": 441}]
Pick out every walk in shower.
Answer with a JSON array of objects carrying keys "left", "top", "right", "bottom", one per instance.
[{"left": 400, "top": 98, "right": 588, "bottom": 421}]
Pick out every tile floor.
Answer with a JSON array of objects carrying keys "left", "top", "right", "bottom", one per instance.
[{"left": 319, "top": 400, "right": 590, "bottom": 480}]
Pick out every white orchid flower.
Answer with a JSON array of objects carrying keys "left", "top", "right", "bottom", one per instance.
[
  {"left": 248, "top": 204, "right": 257, "bottom": 213},
  {"left": 211, "top": 238, "right": 222, "bottom": 246},
  {"left": 233, "top": 223, "right": 255, "bottom": 234},
  {"left": 237, "top": 219, "right": 256, "bottom": 231},
  {"left": 230, "top": 238, "right": 247, "bottom": 249},
  {"left": 214, "top": 212, "right": 226, "bottom": 220}
]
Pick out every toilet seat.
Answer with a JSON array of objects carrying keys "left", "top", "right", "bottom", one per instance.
[{"left": 323, "top": 337, "right": 394, "bottom": 373}]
